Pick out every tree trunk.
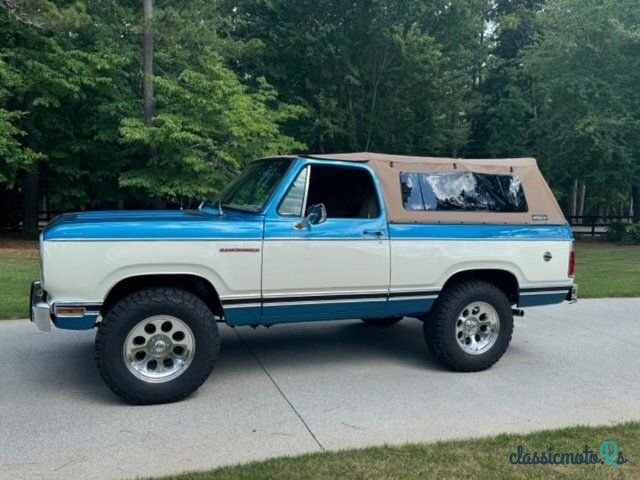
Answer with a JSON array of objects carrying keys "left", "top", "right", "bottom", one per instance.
[
  {"left": 577, "top": 182, "right": 586, "bottom": 220},
  {"left": 632, "top": 184, "right": 640, "bottom": 222},
  {"left": 451, "top": 112, "right": 460, "bottom": 158},
  {"left": 143, "top": 0, "right": 154, "bottom": 128},
  {"left": 23, "top": 170, "right": 39, "bottom": 236},
  {"left": 597, "top": 203, "right": 603, "bottom": 223},
  {"left": 570, "top": 179, "right": 578, "bottom": 219},
  {"left": 22, "top": 115, "right": 40, "bottom": 236},
  {"left": 143, "top": 0, "right": 163, "bottom": 209}
]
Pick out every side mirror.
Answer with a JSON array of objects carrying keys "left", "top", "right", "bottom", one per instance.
[{"left": 294, "top": 203, "right": 327, "bottom": 230}]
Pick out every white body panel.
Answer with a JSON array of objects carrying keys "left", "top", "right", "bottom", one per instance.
[
  {"left": 261, "top": 239, "right": 390, "bottom": 298},
  {"left": 42, "top": 237, "right": 572, "bottom": 308},
  {"left": 42, "top": 240, "right": 261, "bottom": 305},
  {"left": 390, "top": 239, "right": 573, "bottom": 292}
]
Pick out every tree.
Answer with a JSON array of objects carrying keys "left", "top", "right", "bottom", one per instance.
[
  {"left": 524, "top": 0, "right": 640, "bottom": 216},
  {"left": 0, "top": 1, "right": 138, "bottom": 230},
  {"left": 0, "top": 56, "right": 41, "bottom": 187},
  {"left": 467, "top": 0, "right": 544, "bottom": 160},
  {"left": 118, "top": 0, "right": 304, "bottom": 204},
  {"left": 225, "top": 0, "right": 490, "bottom": 157}
]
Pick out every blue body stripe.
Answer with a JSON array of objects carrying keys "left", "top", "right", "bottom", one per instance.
[
  {"left": 224, "top": 306, "right": 262, "bottom": 325},
  {"left": 389, "top": 223, "right": 573, "bottom": 241},
  {"left": 517, "top": 292, "right": 568, "bottom": 307},
  {"left": 223, "top": 297, "right": 437, "bottom": 326},
  {"left": 385, "top": 298, "right": 437, "bottom": 317},
  {"left": 263, "top": 216, "right": 389, "bottom": 239},
  {"left": 43, "top": 209, "right": 263, "bottom": 241},
  {"left": 54, "top": 314, "right": 99, "bottom": 330}
]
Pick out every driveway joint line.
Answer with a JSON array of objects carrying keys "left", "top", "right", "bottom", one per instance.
[{"left": 233, "top": 328, "right": 325, "bottom": 452}]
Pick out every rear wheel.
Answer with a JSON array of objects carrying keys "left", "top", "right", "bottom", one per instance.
[
  {"left": 361, "top": 316, "right": 403, "bottom": 327},
  {"left": 424, "top": 281, "right": 513, "bottom": 372},
  {"left": 95, "top": 287, "right": 219, "bottom": 404}
]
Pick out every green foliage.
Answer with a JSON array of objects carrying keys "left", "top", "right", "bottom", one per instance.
[
  {"left": 523, "top": 0, "right": 640, "bottom": 208},
  {"left": 226, "top": 0, "right": 489, "bottom": 156},
  {"left": 605, "top": 222, "right": 628, "bottom": 243},
  {"left": 0, "top": 0, "right": 638, "bottom": 218},
  {"left": 0, "top": 56, "right": 42, "bottom": 186},
  {"left": 626, "top": 224, "right": 640, "bottom": 244},
  {"left": 119, "top": 57, "right": 304, "bottom": 200}
]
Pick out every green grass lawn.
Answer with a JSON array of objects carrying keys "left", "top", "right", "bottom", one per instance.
[
  {"left": 574, "top": 242, "right": 640, "bottom": 298},
  {"left": 0, "top": 254, "right": 39, "bottom": 320},
  {"left": 0, "top": 241, "right": 639, "bottom": 319},
  {"left": 153, "top": 422, "right": 639, "bottom": 480}
]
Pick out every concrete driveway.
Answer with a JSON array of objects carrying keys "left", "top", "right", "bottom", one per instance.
[{"left": 1, "top": 298, "right": 639, "bottom": 480}]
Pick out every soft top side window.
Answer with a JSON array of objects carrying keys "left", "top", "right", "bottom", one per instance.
[{"left": 400, "top": 172, "right": 528, "bottom": 213}]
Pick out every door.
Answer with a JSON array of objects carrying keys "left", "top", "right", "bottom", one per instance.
[{"left": 261, "top": 162, "right": 390, "bottom": 323}]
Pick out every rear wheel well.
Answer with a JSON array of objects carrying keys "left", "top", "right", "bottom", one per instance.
[
  {"left": 441, "top": 270, "right": 519, "bottom": 305},
  {"left": 101, "top": 275, "right": 223, "bottom": 319}
]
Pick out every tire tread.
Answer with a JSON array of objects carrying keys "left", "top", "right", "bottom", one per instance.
[
  {"left": 424, "top": 280, "right": 513, "bottom": 372},
  {"left": 95, "top": 287, "right": 219, "bottom": 405}
]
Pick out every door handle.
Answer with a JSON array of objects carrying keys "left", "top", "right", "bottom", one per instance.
[{"left": 363, "top": 230, "right": 385, "bottom": 238}]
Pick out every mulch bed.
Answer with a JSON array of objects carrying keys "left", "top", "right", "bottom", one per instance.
[{"left": 0, "top": 238, "right": 39, "bottom": 257}]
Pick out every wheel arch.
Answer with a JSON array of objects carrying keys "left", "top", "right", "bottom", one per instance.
[
  {"left": 101, "top": 274, "right": 224, "bottom": 319},
  {"left": 441, "top": 269, "right": 520, "bottom": 305}
]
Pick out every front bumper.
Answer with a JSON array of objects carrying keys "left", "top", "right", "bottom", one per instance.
[
  {"left": 30, "top": 281, "right": 101, "bottom": 331},
  {"left": 30, "top": 281, "right": 52, "bottom": 332}
]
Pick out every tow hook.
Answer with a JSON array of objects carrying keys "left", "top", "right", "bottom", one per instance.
[{"left": 512, "top": 308, "right": 525, "bottom": 317}]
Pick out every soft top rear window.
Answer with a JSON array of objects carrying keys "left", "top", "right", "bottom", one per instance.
[{"left": 400, "top": 172, "right": 528, "bottom": 213}]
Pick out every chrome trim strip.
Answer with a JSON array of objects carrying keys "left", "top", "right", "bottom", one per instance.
[
  {"left": 48, "top": 236, "right": 569, "bottom": 242},
  {"left": 219, "top": 295, "right": 262, "bottom": 301},
  {"left": 389, "top": 288, "right": 441, "bottom": 295},
  {"left": 301, "top": 165, "right": 311, "bottom": 217},
  {"left": 262, "top": 289, "right": 389, "bottom": 299},
  {"left": 389, "top": 238, "right": 572, "bottom": 242},
  {"left": 223, "top": 303, "right": 261, "bottom": 309},
  {"left": 519, "top": 290, "right": 569, "bottom": 296},
  {"left": 264, "top": 237, "right": 389, "bottom": 241},
  {"left": 263, "top": 298, "right": 388, "bottom": 307},
  {"left": 46, "top": 238, "right": 262, "bottom": 242},
  {"left": 388, "top": 295, "right": 438, "bottom": 301},
  {"left": 519, "top": 283, "right": 573, "bottom": 290}
]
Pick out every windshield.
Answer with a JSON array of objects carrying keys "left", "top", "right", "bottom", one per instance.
[{"left": 204, "top": 158, "right": 293, "bottom": 213}]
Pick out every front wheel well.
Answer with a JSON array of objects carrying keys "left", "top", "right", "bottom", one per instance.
[
  {"left": 441, "top": 269, "right": 519, "bottom": 305},
  {"left": 101, "top": 274, "right": 223, "bottom": 319}
]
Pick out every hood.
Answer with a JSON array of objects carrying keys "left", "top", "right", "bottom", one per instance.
[{"left": 43, "top": 209, "right": 263, "bottom": 241}]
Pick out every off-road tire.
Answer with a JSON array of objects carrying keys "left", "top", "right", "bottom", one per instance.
[
  {"left": 361, "top": 317, "right": 403, "bottom": 327},
  {"left": 424, "top": 280, "right": 513, "bottom": 372},
  {"left": 95, "top": 287, "right": 219, "bottom": 405}
]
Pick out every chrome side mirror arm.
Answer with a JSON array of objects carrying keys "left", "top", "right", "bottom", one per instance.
[{"left": 294, "top": 203, "right": 327, "bottom": 230}]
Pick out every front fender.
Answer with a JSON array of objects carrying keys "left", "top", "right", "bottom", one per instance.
[{"left": 42, "top": 240, "right": 261, "bottom": 305}]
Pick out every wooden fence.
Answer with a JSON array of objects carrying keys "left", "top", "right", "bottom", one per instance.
[
  {"left": 567, "top": 215, "right": 634, "bottom": 238},
  {"left": 1, "top": 211, "right": 635, "bottom": 237}
]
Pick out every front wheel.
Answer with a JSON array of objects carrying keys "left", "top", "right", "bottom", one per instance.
[
  {"left": 424, "top": 280, "right": 513, "bottom": 372},
  {"left": 95, "top": 287, "right": 219, "bottom": 405}
]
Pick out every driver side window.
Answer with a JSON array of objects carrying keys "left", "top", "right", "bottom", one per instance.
[
  {"left": 278, "top": 164, "right": 380, "bottom": 219},
  {"left": 278, "top": 166, "right": 309, "bottom": 216}
]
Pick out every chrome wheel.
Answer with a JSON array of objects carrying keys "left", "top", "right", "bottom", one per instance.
[
  {"left": 123, "top": 315, "right": 195, "bottom": 383},
  {"left": 455, "top": 301, "right": 500, "bottom": 355}
]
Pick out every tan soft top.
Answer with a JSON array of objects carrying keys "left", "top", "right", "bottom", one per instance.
[{"left": 302, "top": 152, "right": 566, "bottom": 225}]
